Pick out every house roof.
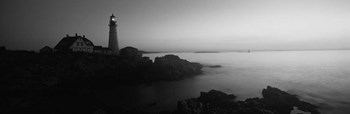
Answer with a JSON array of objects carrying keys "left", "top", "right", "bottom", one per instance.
[
  {"left": 54, "top": 35, "right": 94, "bottom": 50},
  {"left": 40, "top": 46, "right": 53, "bottom": 50}
]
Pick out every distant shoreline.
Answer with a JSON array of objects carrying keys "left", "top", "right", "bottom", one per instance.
[
  {"left": 194, "top": 51, "right": 221, "bottom": 53},
  {"left": 145, "top": 49, "right": 350, "bottom": 54},
  {"left": 2, "top": 46, "right": 350, "bottom": 54}
]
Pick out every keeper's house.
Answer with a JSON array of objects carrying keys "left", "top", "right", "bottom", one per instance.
[{"left": 54, "top": 34, "right": 112, "bottom": 54}]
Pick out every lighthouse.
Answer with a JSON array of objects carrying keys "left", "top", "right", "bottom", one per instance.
[{"left": 108, "top": 14, "right": 119, "bottom": 54}]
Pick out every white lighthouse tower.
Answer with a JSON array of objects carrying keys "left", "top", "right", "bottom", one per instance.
[{"left": 108, "top": 14, "right": 119, "bottom": 54}]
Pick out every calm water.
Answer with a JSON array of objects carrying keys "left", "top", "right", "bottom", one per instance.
[{"left": 101, "top": 50, "right": 350, "bottom": 114}]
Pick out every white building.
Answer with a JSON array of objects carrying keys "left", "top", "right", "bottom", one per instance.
[
  {"left": 54, "top": 34, "right": 94, "bottom": 53},
  {"left": 108, "top": 14, "right": 119, "bottom": 54}
]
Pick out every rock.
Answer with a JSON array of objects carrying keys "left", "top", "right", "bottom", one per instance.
[
  {"left": 154, "top": 54, "right": 202, "bottom": 79},
  {"left": 177, "top": 90, "right": 237, "bottom": 114},
  {"left": 163, "top": 54, "right": 181, "bottom": 60},
  {"left": 175, "top": 86, "right": 319, "bottom": 114},
  {"left": 236, "top": 98, "right": 275, "bottom": 114},
  {"left": 177, "top": 98, "right": 203, "bottom": 114},
  {"left": 208, "top": 65, "right": 222, "bottom": 68},
  {"left": 262, "top": 86, "right": 319, "bottom": 114},
  {"left": 198, "top": 90, "right": 236, "bottom": 104},
  {"left": 120, "top": 47, "right": 142, "bottom": 60},
  {"left": 140, "top": 57, "right": 153, "bottom": 65}
]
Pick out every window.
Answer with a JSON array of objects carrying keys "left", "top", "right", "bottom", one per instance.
[{"left": 77, "top": 42, "right": 84, "bottom": 46}]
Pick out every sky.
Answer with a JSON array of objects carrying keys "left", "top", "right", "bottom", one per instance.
[{"left": 1, "top": 0, "right": 350, "bottom": 52}]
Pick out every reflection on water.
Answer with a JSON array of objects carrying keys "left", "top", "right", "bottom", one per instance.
[{"left": 106, "top": 50, "right": 350, "bottom": 114}]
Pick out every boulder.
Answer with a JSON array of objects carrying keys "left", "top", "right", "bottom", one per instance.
[
  {"left": 163, "top": 54, "right": 180, "bottom": 60},
  {"left": 177, "top": 98, "right": 203, "bottom": 114},
  {"left": 262, "top": 86, "right": 320, "bottom": 114},
  {"left": 208, "top": 65, "right": 222, "bottom": 68},
  {"left": 154, "top": 54, "right": 202, "bottom": 79},
  {"left": 120, "top": 47, "right": 142, "bottom": 60},
  {"left": 198, "top": 90, "right": 236, "bottom": 104}
]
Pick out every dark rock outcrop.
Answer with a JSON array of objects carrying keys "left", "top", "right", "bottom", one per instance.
[
  {"left": 120, "top": 46, "right": 142, "bottom": 60},
  {"left": 177, "top": 98, "right": 203, "bottom": 114},
  {"left": 208, "top": 65, "right": 222, "bottom": 68},
  {"left": 198, "top": 90, "right": 236, "bottom": 104},
  {"left": 176, "top": 86, "right": 320, "bottom": 114},
  {"left": 261, "top": 86, "right": 319, "bottom": 114},
  {"left": 118, "top": 48, "right": 202, "bottom": 81},
  {"left": 154, "top": 54, "right": 202, "bottom": 80}
]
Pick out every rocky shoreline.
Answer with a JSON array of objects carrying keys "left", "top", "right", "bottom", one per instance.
[
  {"left": 108, "top": 86, "right": 320, "bottom": 114},
  {"left": 1, "top": 48, "right": 319, "bottom": 114},
  {"left": 175, "top": 86, "right": 319, "bottom": 114}
]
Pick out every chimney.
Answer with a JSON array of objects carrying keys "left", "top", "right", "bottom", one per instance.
[
  {"left": 75, "top": 33, "right": 78, "bottom": 36},
  {"left": 83, "top": 35, "right": 85, "bottom": 38},
  {"left": 66, "top": 34, "right": 69, "bottom": 37}
]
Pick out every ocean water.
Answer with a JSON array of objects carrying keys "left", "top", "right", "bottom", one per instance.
[{"left": 102, "top": 50, "right": 350, "bottom": 114}]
